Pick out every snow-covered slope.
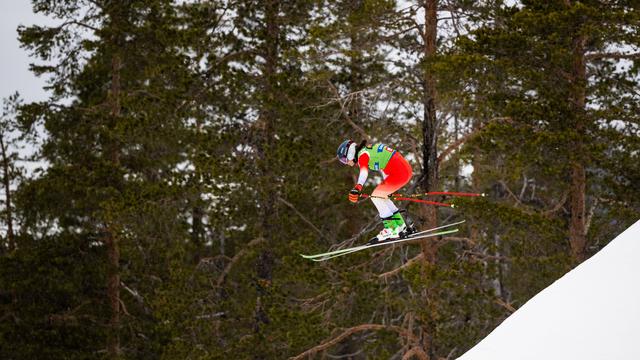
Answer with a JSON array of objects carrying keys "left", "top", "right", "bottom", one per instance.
[{"left": 459, "top": 220, "right": 640, "bottom": 360}]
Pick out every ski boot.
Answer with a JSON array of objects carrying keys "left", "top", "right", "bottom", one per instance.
[
  {"left": 367, "top": 212, "right": 406, "bottom": 245},
  {"left": 395, "top": 210, "right": 417, "bottom": 238}
]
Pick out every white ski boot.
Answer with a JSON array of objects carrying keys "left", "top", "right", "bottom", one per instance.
[{"left": 368, "top": 216, "right": 402, "bottom": 245}]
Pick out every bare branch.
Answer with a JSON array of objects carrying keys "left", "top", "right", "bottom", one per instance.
[
  {"left": 378, "top": 253, "right": 423, "bottom": 279},
  {"left": 437, "top": 128, "right": 476, "bottom": 163},
  {"left": 216, "top": 237, "right": 265, "bottom": 286},
  {"left": 118, "top": 298, "right": 130, "bottom": 316},
  {"left": 406, "top": 134, "right": 423, "bottom": 171},
  {"left": 319, "top": 156, "right": 338, "bottom": 166},
  {"left": 59, "top": 20, "right": 100, "bottom": 32},
  {"left": 495, "top": 297, "right": 516, "bottom": 313},
  {"left": 326, "top": 81, "right": 371, "bottom": 141},
  {"left": 195, "top": 312, "right": 226, "bottom": 319},
  {"left": 277, "top": 196, "right": 324, "bottom": 238},
  {"left": 498, "top": 180, "right": 525, "bottom": 207},
  {"left": 121, "top": 281, "right": 144, "bottom": 305},
  {"left": 584, "top": 197, "right": 599, "bottom": 235},
  {"left": 402, "top": 347, "right": 429, "bottom": 360},
  {"left": 380, "top": 25, "right": 421, "bottom": 42},
  {"left": 437, "top": 236, "right": 475, "bottom": 246},
  {"left": 326, "top": 349, "right": 363, "bottom": 359},
  {"left": 290, "top": 324, "right": 418, "bottom": 360},
  {"left": 541, "top": 192, "right": 569, "bottom": 217},
  {"left": 438, "top": 117, "right": 512, "bottom": 164}
]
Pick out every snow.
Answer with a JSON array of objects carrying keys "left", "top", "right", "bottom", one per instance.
[{"left": 458, "top": 220, "right": 640, "bottom": 360}]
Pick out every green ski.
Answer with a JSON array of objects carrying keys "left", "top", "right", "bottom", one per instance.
[
  {"left": 300, "top": 220, "right": 465, "bottom": 260},
  {"left": 308, "top": 228, "right": 459, "bottom": 262}
]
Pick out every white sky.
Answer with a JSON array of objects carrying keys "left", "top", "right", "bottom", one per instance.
[{"left": 0, "top": 1, "right": 56, "bottom": 103}]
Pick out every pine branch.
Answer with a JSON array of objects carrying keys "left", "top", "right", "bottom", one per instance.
[
  {"left": 58, "top": 20, "right": 100, "bottom": 32},
  {"left": 585, "top": 52, "right": 640, "bottom": 61}
]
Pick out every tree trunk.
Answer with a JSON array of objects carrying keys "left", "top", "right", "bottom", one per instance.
[
  {"left": 417, "top": 1, "right": 439, "bottom": 358},
  {"left": 253, "top": 0, "right": 279, "bottom": 349},
  {"left": 105, "top": 229, "right": 121, "bottom": 359},
  {"left": 106, "top": 15, "right": 123, "bottom": 358},
  {"left": 569, "top": 32, "right": 588, "bottom": 263},
  {"left": 470, "top": 118, "right": 481, "bottom": 244},
  {"left": 191, "top": 205, "right": 204, "bottom": 246},
  {"left": 0, "top": 134, "right": 14, "bottom": 252},
  {"left": 419, "top": 0, "right": 439, "bottom": 263}
]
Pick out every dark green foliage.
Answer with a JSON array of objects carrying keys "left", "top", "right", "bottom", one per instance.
[
  {"left": 0, "top": 0, "right": 637, "bottom": 359},
  {"left": 0, "top": 234, "right": 107, "bottom": 360}
]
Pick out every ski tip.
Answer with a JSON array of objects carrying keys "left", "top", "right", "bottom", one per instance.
[{"left": 302, "top": 255, "right": 325, "bottom": 261}]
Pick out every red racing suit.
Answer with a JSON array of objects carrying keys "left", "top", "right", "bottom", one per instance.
[{"left": 356, "top": 144, "right": 412, "bottom": 218}]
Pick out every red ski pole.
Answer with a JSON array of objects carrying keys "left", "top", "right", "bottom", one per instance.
[
  {"left": 391, "top": 191, "right": 485, "bottom": 198},
  {"left": 360, "top": 194, "right": 454, "bottom": 208}
]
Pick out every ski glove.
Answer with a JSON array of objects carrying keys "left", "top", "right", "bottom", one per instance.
[{"left": 349, "top": 184, "right": 363, "bottom": 203}]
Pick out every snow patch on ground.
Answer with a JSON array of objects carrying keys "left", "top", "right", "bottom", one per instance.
[{"left": 459, "top": 220, "right": 640, "bottom": 360}]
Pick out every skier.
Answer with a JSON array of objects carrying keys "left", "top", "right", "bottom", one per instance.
[{"left": 337, "top": 139, "right": 415, "bottom": 243}]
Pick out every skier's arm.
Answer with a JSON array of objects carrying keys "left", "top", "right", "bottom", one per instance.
[
  {"left": 356, "top": 153, "right": 369, "bottom": 186},
  {"left": 348, "top": 153, "right": 369, "bottom": 203}
]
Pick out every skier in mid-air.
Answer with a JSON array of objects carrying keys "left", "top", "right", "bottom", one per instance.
[{"left": 337, "top": 139, "right": 416, "bottom": 243}]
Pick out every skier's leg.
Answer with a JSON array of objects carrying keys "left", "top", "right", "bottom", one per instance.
[
  {"left": 370, "top": 197, "right": 396, "bottom": 218},
  {"left": 370, "top": 153, "right": 413, "bottom": 240}
]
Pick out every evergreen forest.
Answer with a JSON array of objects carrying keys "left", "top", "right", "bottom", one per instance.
[{"left": 1, "top": 0, "right": 639, "bottom": 359}]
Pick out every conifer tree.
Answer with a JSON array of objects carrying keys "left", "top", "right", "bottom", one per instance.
[
  {"left": 15, "top": 1, "right": 197, "bottom": 357},
  {"left": 2, "top": 1, "right": 638, "bottom": 359},
  {"left": 174, "top": 1, "right": 344, "bottom": 358},
  {"left": 0, "top": 94, "right": 24, "bottom": 254},
  {"left": 452, "top": 0, "right": 639, "bottom": 261},
  {"left": 436, "top": 2, "right": 640, "bottom": 352}
]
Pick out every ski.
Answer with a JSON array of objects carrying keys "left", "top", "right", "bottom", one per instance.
[
  {"left": 308, "top": 228, "right": 459, "bottom": 262},
  {"left": 300, "top": 220, "right": 465, "bottom": 260}
]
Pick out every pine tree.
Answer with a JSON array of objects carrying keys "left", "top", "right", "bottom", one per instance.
[
  {"left": 435, "top": 0, "right": 640, "bottom": 352},
  {"left": 15, "top": 1, "right": 197, "bottom": 357},
  {"left": 170, "top": 1, "right": 343, "bottom": 358},
  {"left": 3, "top": 1, "right": 637, "bottom": 359},
  {"left": 0, "top": 94, "right": 25, "bottom": 254},
  {"left": 453, "top": 0, "right": 640, "bottom": 260}
]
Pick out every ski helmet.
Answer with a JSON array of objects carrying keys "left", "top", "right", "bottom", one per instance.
[{"left": 337, "top": 139, "right": 355, "bottom": 164}]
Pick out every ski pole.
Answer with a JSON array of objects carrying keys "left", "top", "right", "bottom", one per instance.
[
  {"left": 391, "top": 191, "right": 485, "bottom": 198},
  {"left": 360, "top": 193, "right": 453, "bottom": 208}
]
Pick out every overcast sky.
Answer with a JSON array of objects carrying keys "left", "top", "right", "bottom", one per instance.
[{"left": 0, "top": 1, "right": 57, "bottom": 103}]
